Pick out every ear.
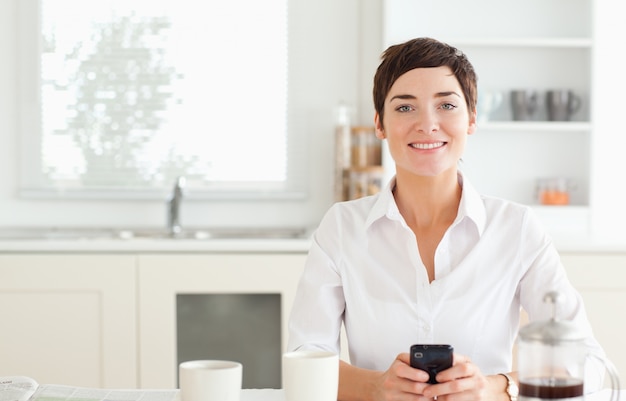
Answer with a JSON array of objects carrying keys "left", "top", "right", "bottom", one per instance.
[
  {"left": 374, "top": 112, "right": 386, "bottom": 139},
  {"left": 467, "top": 108, "right": 477, "bottom": 135}
]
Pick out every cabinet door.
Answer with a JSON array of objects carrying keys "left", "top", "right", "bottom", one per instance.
[
  {"left": 0, "top": 254, "right": 137, "bottom": 388},
  {"left": 137, "top": 253, "right": 306, "bottom": 389},
  {"left": 561, "top": 253, "right": 626, "bottom": 382}
]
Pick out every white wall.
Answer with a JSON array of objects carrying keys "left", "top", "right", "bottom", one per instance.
[
  {"left": 589, "top": 0, "right": 626, "bottom": 242},
  {"left": 2, "top": 0, "right": 624, "bottom": 242},
  {"left": 379, "top": 0, "right": 626, "bottom": 244},
  {"left": 0, "top": 0, "right": 383, "bottom": 230}
]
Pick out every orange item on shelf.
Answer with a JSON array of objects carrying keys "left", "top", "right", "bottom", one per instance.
[{"left": 539, "top": 190, "right": 570, "bottom": 206}]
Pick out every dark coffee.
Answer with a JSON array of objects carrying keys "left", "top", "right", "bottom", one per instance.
[{"left": 520, "top": 378, "right": 584, "bottom": 399}]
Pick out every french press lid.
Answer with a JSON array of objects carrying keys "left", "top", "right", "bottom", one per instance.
[{"left": 518, "top": 291, "right": 585, "bottom": 344}]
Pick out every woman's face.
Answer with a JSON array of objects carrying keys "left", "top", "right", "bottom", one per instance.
[{"left": 375, "top": 66, "right": 476, "bottom": 178}]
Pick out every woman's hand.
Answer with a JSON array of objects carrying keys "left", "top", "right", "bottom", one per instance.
[
  {"left": 338, "top": 352, "right": 508, "bottom": 401},
  {"left": 370, "top": 353, "right": 430, "bottom": 401},
  {"left": 421, "top": 353, "right": 505, "bottom": 401}
]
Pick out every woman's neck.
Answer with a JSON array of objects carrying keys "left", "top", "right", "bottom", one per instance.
[{"left": 393, "top": 168, "right": 461, "bottom": 229}]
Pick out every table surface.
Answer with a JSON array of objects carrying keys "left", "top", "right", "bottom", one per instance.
[
  {"left": 239, "top": 388, "right": 624, "bottom": 401},
  {"left": 241, "top": 389, "right": 284, "bottom": 401}
]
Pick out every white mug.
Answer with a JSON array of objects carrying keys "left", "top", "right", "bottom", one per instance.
[
  {"left": 282, "top": 350, "right": 339, "bottom": 401},
  {"left": 179, "top": 360, "right": 242, "bottom": 401}
]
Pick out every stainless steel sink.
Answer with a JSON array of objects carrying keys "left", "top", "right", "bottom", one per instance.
[{"left": 0, "top": 227, "right": 310, "bottom": 241}]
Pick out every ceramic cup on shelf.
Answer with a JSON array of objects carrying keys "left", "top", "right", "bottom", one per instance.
[
  {"left": 510, "top": 89, "right": 539, "bottom": 121},
  {"left": 282, "top": 350, "right": 339, "bottom": 401},
  {"left": 179, "top": 360, "right": 242, "bottom": 401},
  {"left": 477, "top": 90, "right": 504, "bottom": 122},
  {"left": 546, "top": 90, "right": 582, "bottom": 121}
]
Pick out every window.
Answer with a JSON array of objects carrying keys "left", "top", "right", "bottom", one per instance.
[{"left": 20, "top": 0, "right": 303, "bottom": 199}]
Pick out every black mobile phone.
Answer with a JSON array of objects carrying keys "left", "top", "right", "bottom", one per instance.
[{"left": 410, "top": 344, "right": 454, "bottom": 384}]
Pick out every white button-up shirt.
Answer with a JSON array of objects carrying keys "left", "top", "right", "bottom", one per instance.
[{"left": 287, "top": 173, "right": 604, "bottom": 385}]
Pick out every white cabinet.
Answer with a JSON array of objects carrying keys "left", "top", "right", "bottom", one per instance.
[
  {"left": 561, "top": 253, "right": 626, "bottom": 382},
  {"left": 0, "top": 251, "right": 307, "bottom": 389},
  {"left": 1, "top": 249, "right": 622, "bottom": 389},
  {"left": 137, "top": 253, "right": 307, "bottom": 389},
  {"left": 0, "top": 254, "right": 137, "bottom": 388},
  {"left": 383, "top": 0, "right": 594, "bottom": 231}
]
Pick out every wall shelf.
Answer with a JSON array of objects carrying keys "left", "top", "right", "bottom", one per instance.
[
  {"left": 384, "top": 0, "right": 594, "bottom": 229},
  {"left": 478, "top": 122, "right": 592, "bottom": 132},
  {"left": 445, "top": 38, "right": 593, "bottom": 49}
]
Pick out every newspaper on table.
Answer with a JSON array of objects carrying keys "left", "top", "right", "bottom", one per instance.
[{"left": 0, "top": 377, "right": 178, "bottom": 401}]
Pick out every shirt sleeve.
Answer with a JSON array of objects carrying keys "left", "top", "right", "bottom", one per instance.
[
  {"left": 286, "top": 208, "right": 346, "bottom": 354},
  {"left": 518, "top": 209, "right": 607, "bottom": 392}
]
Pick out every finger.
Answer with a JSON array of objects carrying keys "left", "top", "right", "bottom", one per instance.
[
  {"left": 437, "top": 358, "right": 475, "bottom": 383},
  {"left": 425, "top": 376, "right": 473, "bottom": 398},
  {"left": 397, "top": 352, "right": 411, "bottom": 365},
  {"left": 452, "top": 353, "right": 471, "bottom": 366},
  {"left": 395, "top": 357, "right": 430, "bottom": 383}
]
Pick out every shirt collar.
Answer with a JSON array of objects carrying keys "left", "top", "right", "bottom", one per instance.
[
  {"left": 456, "top": 171, "right": 486, "bottom": 236},
  {"left": 365, "top": 177, "right": 400, "bottom": 228},
  {"left": 365, "top": 171, "right": 487, "bottom": 236}
]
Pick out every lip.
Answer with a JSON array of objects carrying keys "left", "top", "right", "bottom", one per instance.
[{"left": 409, "top": 141, "right": 446, "bottom": 150}]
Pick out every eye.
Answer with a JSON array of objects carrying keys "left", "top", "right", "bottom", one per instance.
[
  {"left": 396, "top": 104, "right": 413, "bottom": 113},
  {"left": 441, "top": 102, "right": 457, "bottom": 111}
]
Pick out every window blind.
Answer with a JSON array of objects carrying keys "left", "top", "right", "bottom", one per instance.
[{"left": 21, "top": 0, "right": 302, "bottom": 199}]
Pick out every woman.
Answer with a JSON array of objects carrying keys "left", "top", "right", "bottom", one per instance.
[{"left": 287, "top": 37, "right": 604, "bottom": 401}]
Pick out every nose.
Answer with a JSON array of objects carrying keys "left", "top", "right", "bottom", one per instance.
[{"left": 414, "top": 108, "right": 439, "bottom": 135}]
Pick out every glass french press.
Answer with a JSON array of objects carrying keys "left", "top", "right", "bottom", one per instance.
[{"left": 517, "top": 291, "right": 620, "bottom": 401}]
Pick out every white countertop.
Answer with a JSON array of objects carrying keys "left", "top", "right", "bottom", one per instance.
[
  {"left": 0, "top": 230, "right": 624, "bottom": 254},
  {"left": 241, "top": 389, "right": 284, "bottom": 401},
  {"left": 0, "top": 226, "right": 314, "bottom": 253},
  {"left": 241, "top": 388, "right": 623, "bottom": 401},
  {"left": 0, "top": 237, "right": 313, "bottom": 253}
]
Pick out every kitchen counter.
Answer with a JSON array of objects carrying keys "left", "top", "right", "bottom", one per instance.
[
  {"left": 0, "top": 237, "right": 313, "bottom": 253},
  {"left": 0, "top": 226, "right": 314, "bottom": 253},
  {"left": 0, "top": 228, "right": 626, "bottom": 253},
  {"left": 0, "top": 223, "right": 624, "bottom": 253},
  {"left": 2, "top": 239, "right": 625, "bottom": 386},
  {"left": 0, "top": 233, "right": 625, "bottom": 253}
]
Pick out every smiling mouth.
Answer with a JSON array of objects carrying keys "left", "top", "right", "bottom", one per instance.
[{"left": 410, "top": 142, "right": 446, "bottom": 150}]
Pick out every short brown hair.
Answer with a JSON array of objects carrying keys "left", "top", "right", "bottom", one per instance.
[{"left": 373, "top": 37, "right": 477, "bottom": 127}]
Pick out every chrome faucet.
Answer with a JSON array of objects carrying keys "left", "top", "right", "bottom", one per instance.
[{"left": 167, "top": 176, "right": 185, "bottom": 236}]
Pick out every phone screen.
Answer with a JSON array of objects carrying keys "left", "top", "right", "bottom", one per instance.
[{"left": 409, "top": 344, "right": 454, "bottom": 384}]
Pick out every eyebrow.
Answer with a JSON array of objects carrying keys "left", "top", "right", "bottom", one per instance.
[{"left": 389, "top": 91, "right": 461, "bottom": 102}]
